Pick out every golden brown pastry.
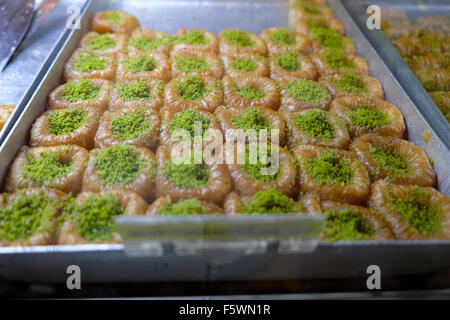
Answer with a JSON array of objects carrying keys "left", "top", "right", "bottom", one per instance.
[
  {"left": 92, "top": 10, "right": 140, "bottom": 35},
  {"left": 219, "top": 29, "right": 268, "bottom": 57},
  {"left": 172, "top": 28, "right": 219, "bottom": 54},
  {"left": 116, "top": 51, "right": 171, "bottom": 83},
  {"left": 170, "top": 47, "right": 223, "bottom": 79},
  {"left": 63, "top": 49, "right": 116, "bottom": 81}
]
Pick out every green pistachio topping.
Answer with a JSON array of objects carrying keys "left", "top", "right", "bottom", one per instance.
[
  {"left": 301, "top": 4, "right": 321, "bottom": 14},
  {"left": 242, "top": 145, "right": 279, "bottom": 182},
  {"left": 159, "top": 198, "right": 206, "bottom": 215},
  {"left": 388, "top": 187, "right": 441, "bottom": 236},
  {"left": 231, "top": 108, "right": 270, "bottom": 131},
  {"left": 117, "top": 78, "right": 153, "bottom": 101},
  {"left": 24, "top": 152, "right": 73, "bottom": 185},
  {"left": 175, "top": 56, "right": 208, "bottom": 72},
  {"left": 48, "top": 107, "right": 89, "bottom": 135},
  {"left": 230, "top": 58, "right": 258, "bottom": 72},
  {"left": 63, "top": 78, "right": 100, "bottom": 103},
  {"left": 369, "top": 146, "right": 410, "bottom": 178},
  {"left": 321, "top": 50, "right": 354, "bottom": 68},
  {"left": 88, "top": 34, "right": 116, "bottom": 51},
  {"left": 104, "top": 10, "right": 123, "bottom": 25},
  {"left": 305, "top": 152, "right": 353, "bottom": 185},
  {"left": 235, "top": 85, "right": 265, "bottom": 99},
  {"left": 172, "top": 30, "right": 210, "bottom": 45},
  {"left": 293, "top": 109, "right": 335, "bottom": 140},
  {"left": 0, "top": 192, "right": 58, "bottom": 241},
  {"left": 74, "top": 195, "right": 124, "bottom": 241},
  {"left": 310, "top": 27, "right": 350, "bottom": 51},
  {"left": 270, "top": 28, "right": 297, "bottom": 46},
  {"left": 346, "top": 104, "right": 390, "bottom": 128},
  {"left": 323, "top": 209, "right": 375, "bottom": 241},
  {"left": 124, "top": 56, "right": 157, "bottom": 73},
  {"left": 307, "top": 19, "right": 329, "bottom": 29},
  {"left": 164, "top": 160, "right": 210, "bottom": 188},
  {"left": 177, "top": 75, "right": 208, "bottom": 101},
  {"left": 169, "top": 109, "right": 211, "bottom": 139},
  {"left": 94, "top": 145, "right": 146, "bottom": 185},
  {"left": 223, "top": 30, "right": 255, "bottom": 47},
  {"left": 275, "top": 50, "right": 301, "bottom": 72},
  {"left": 129, "top": 36, "right": 169, "bottom": 51},
  {"left": 287, "top": 78, "right": 328, "bottom": 103},
  {"left": 110, "top": 111, "right": 150, "bottom": 140},
  {"left": 331, "top": 72, "right": 368, "bottom": 94},
  {"left": 74, "top": 53, "right": 108, "bottom": 72},
  {"left": 242, "top": 188, "right": 294, "bottom": 214}
]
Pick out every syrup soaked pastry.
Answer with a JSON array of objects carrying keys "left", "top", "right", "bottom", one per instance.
[
  {"left": 146, "top": 196, "right": 223, "bottom": 215},
  {"left": 279, "top": 78, "right": 332, "bottom": 111},
  {"left": 48, "top": 78, "right": 111, "bottom": 113},
  {"left": 224, "top": 189, "right": 320, "bottom": 214},
  {"left": 95, "top": 106, "right": 160, "bottom": 151},
  {"left": 329, "top": 96, "right": 405, "bottom": 138},
  {"left": 349, "top": 134, "right": 436, "bottom": 187},
  {"left": 82, "top": 144, "right": 157, "bottom": 202},
  {"left": 5, "top": 145, "right": 89, "bottom": 195},
  {"left": 0, "top": 188, "right": 67, "bottom": 246},
  {"left": 320, "top": 72, "right": 384, "bottom": 100},
  {"left": 30, "top": 105, "right": 100, "bottom": 150},
  {"left": 222, "top": 75, "right": 280, "bottom": 110},
  {"left": 307, "top": 24, "right": 356, "bottom": 55},
  {"left": 319, "top": 200, "right": 394, "bottom": 241},
  {"left": 293, "top": 145, "right": 370, "bottom": 205},
  {"left": 109, "top": 78, "right": 164, "bottom": 111},
  {"left": 92, "top": 10, "right": 140, "bottom": 35},
  {"left": 280, "top": 108, "right": 350, "bottom": 150},
  {"left": 64, "top": 49, "right": 116, "bottom": 81},
  {"left": 116, "top": 52, "right": 171, "bottom": 83},
  {"left": 172, "top": 28, "right": 219, "bottom": 54},
  {"left": 78, "top": 32, "right": 128, "bottom": 56},
  {"left": 414, "top": 68, "right": 450, "bottom": 91},
  {"left": 219, "top": 29, "right": 268, "bottom": 57},
  {"left": 58, "top": 190, "right": 147, "bottom": 245},
  {"left": 288, "top": 3, "right": 334, "bottom": 28},
  {"left": 164, "top": 75, "right": 223, "bottom": 113},
  {"left": 155, "top": 146, "right": 231, "bottom": 205},
  {"left": 170, "top": 47, "right": 223, "bottom": 79},
  {"left": 310, "top": 50, "right": 369, "bottom": 76},
  {"left": 260, "top": 27, "right": 312, "bottom": 56},
  {"left": 269, "top": 50, "right": 317, "bottom": 83},
  {"left": 294, "top": 17, "right": 345, "bottom": 36},
  {"left": 221, "top": 52, "right": 270, "bottom": 78},
  {"left": 369, "top": 181, "right": 450, "bottom": 240},
  {"left": 127, "top": 28, "right": 171, "bottom": 56}
]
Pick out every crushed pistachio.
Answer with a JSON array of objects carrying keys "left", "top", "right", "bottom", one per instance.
[
  {"left": 159, "top": 198, "right": 206, "bottom": 215},
  {"left": 110, "top": 111, "right": 150, "bottom": 140},
  {"left": 74, "top": 53, "right": 108, "bottom": 72},
  {"left": 310, "top": 27, "right": 350, "bottom": 51},
  {"left": 129, "top": 36, "right": 169, "bottom": 51},
  {"left": 175, "top": 56, "right": 208, "bottom": 72},
  {"left": 177, "top": 75, "right": 208, "bottom": 101},
  {"left": 331, "top": 72, "right": 368, "bottom": 94},
  {"left": 293, "top": 109, "right": 335, "bottom": 140},
  {"left": 275, "top": 50, "right": 301, "bottom": 72},
  {"left": 223, "top": 30, "right": 255, "bottom": 47},
  {"left": 124, "top": 56, "right": 157, "bottom": 73},
  {"left": 287, "top": 78, "right": 328, "bottom": 103},
  {"left": 369, "top": 146, "right": 410, "bottom": 179},
  {"left": 270, "top": 28, "right": 297, "bottom": 46},
  {"left": 235, "top": 85, "right": 265, "bottom": 99},
  {"left": 321, "top": 50, "right": 354, "bottom": 68},
  {"left": 169, "top": 109, "right": 211, "bottom": 139},
  {"left": 24, "top": 152, "right": 73, "bottom": 185},
  {"left": 164, "top": 159, "right": 210, "bottom": 188},
  {"left": 117, "top": 78, "right": 152, "bottom": 101},
  {"left": 63, "top": 78, "right": 100, "bottom": 103},
  {"left": 231, "top": 108, "right": 270, "bottom": 131},
  {"left": 104, "top": 10, "right": 123, "bottom": 25},
  {"left": 305, "top": 152, "right": 353, "bottom": 185},
  {"left": 88, "top": 34, "right": 116, "bottom": 51},
  {"left": 301, "top": 4, "right": 321, "bottom": 14},
  {"left": 172, "top": 30, "right": 210, "bottom": 45},
  {"left": 242, "top": 188, "right": 294, "bottom": 214},
  {"left": 323, "top": 208, "right": 375, "bottom": 241},
  {"left": 346, "top": 104, "right": 390, "bottom": 128},
  {"left": 230, "top": 58, "right": 258, "bottom": 72},
  {"left": 242, "top": 145, "right": 279, "bottom": 182},
  {"left": 48, "top": 107, "right": 89, "bottom": 135}
]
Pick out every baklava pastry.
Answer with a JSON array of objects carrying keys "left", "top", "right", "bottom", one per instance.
[
  {"left": 4, "top": 145, "right": 88, "bottom": 195},
  {"left": 288, "top": 3, "right": 334, "bottom": 27},
  {"left": 147, "top": 196, "right": 223, "bottom": 215},
  {"left": 0, "top": 188, "right": 67, "bottom": 246},
  {"left": 58, "top": 190, "right": 147, "bottom": 245},
  {"left": 308, "top": 27, "right": 356, "bottom": 55},
  {"left": 393, "top": 36, "right": 442, "bottom": 57},
  {"left": 48, "top": 78, "right": 110, "bottom": 113},
  {"left": 155, "top": 146, "right": 231, "bottom": 205},
  {"left": 222, "top": 75, "right": 280, "bottom": 110},
  {"left": 172, "top": 28, "right": 219, "bottom": 54},
  {"left": 219, "top": 29, "right": 267, "bottom": 57},
  {"left": 63, "top": 49, "right": 116, "bottom": 81},
  {"left": 320, "top": 200, "right": 394, "bottom": 241},
  {"left": 95, "top": 106, "right": 160, "bottom": 151},
  {"left": 329, "top": 96, "right": 405, "bottom": 138},
  {"left": 164, "top": 75, "right": 223, "bottom": 113},
  {"left": 310, "top": 50, "right": 369, "bottom": 76},
  {"left": 116, "top": 52, "right": 170, "bottom": 83},
  {"left": 294, "top": 17, "right": 345, "bottom": 36},
  {"left": 222, "top": 53, "right": 269, "bottom": 78},
  {"left": 320, "top": 72, "right": 384, "bottom": 100},
  {"left": 159, "top": 106, "right": 221, "bottom": 149},
  {"left": 269, "top": 50, "right": 317, "bottom": 83},
  {"left": 279, "top": 78, "right": 332, "bottom": 111},
  {"left": 280, "top": 109, "right": 350, "bottom": 150},
  {"left": 92, "top": 10, "right": 140, "bottom": 35},
  {"left": 225, "top": 143, "right": 298, "bottom": 197},
  {"left": 109, "top": 78, "right": 164, "bottom": 111},
  {"left": 260, "top": 27, "right": 312, "bottom": 56},
  {"left": 429, "top": 91, "right": 450, "bottom": 121},
  {"left": 407, "top": 52, "right": 450, "bottom": 70},
  {"left": 78, "top": 32, "right": 128, "bottom": 56},
  {"left": 82, "top": 144, "right": 156, "bottom": 202},
  {"left": 0, "top": 104, "right": 14, "bottom": 131},
  {"left": 414, "top": 68, "right": 450, "bottom": 91},
  {"left": 215, "top": 106, "right": 286, "bottom": 145},
  {"left": 293, "top": 145, "right": 370, "bottom": 205},
  {"left": 170, "top": 48, "right": 223, "bottom": 79},
  {"left": 30, "top": 105, "right": 100, "bottom": 150},
  {"left": 349, "top": 134, "right": 436, "bottom": 187},
  {"left": 127, "top": 28, "right": 171, "bottom": 56},
  {"left": 369, "top": 181, "right": 450, "bottom": 240}
]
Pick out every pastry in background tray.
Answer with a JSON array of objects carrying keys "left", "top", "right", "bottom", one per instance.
[
  {"left": 380, "top": 8, "right": 411, "bottom": 40},
  {"left": 288, "top": 2, "right": 334, "bottom": 28},
  {"left": 170, "top": 48, "right": 223, "bottom": 79},
  {"left": 269, "top": 50, "right": 317, "bottom": 83},
  {"left": 64, "top": 49, "right": 116, "bottom": 81},
  {"left": 172, "top": 28, "right": 219, "bottom": 54},
  {"left": 279, "top": 78, "right": 332, "bottom": 111},
  {"left": 147, "top": 196, "right": 223, "bottom": 215},
  {"left": 116, "top": 52, "right": 170, "bottom": 83},
  {"left": 58, "top": 190, "right": 147, "bottom": 245},
  {"left": 429, "top": 91, "right": 450, "bottom": 121},
  {"left": 0, "top": 104, "right": 15, "bottom": 131},
  {"left": 221, "top": 53, "right": 269, "bottom": 78},
  {"left": 78, "top": 32, "right": 128, "bottom": 56},
  {"left": 320, "top": 72, "right": 384, "bottom": 100},
  {"left": 219, "top": 29, "right": 268, "bottom": 57},
  {"left": 369, "top": 181, "right": 450, "bottom": 240},
  {"left": 310, "top": 50, "right": 369, "bottom": 76},
  {"left": 260, "top": 27, "right": 312, "bottom": 56},
  {"left": 127, "top": 28, "right": 171, "bottom": 56},
  {"left": 92, "top": 10, "right": 139, "bottom": 35},
  {"left": 294, "top": 17, "right": 345, "bottom": 36},
  {"left": 109, "top": 78, "right": 164, "bottom": 111}
]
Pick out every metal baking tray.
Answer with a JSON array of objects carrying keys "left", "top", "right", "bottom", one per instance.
[
  {"left": 343, "top": 0, "right": 450, "bottom": 148},
  {"left": 0, "top": 0, "right": 449, "bottom": 285}
]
